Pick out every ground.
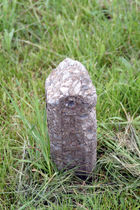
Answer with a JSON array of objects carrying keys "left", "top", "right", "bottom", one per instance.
[{"left": 0, "top": 0, "right": 140, "bottom": 209}]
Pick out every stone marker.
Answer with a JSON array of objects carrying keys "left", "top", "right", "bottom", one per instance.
[{"left": 45, "top": 58, "right": 97, "bottom": 175}]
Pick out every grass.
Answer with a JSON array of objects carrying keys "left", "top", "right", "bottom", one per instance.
[{"left": 0, "top": 0, "right": 140, "bottom": 209}]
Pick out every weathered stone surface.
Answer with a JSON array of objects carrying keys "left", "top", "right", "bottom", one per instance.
[{"left": 45, "top": 58, "right": 97, "bottom": 175}]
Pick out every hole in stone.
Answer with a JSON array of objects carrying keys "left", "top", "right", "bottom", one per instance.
[{"left": 68, "top": 100, "right": 75, "bottom": 107}]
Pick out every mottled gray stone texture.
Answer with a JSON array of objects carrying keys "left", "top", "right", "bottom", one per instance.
[{"left": 45, "top": 58, "right": 97, "bottom": 175}]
